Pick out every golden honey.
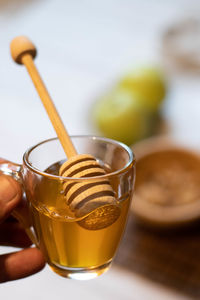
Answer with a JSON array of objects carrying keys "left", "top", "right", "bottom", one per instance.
[{"left": 28, "top": 161, "right": 131, "bottom": 277}]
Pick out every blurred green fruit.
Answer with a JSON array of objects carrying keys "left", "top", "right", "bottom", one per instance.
[
  {"left": 119, "top": 67, "right": 166, "bottom": 112},
  {"left": 93, "top": 89, "right": 149, "bottom": 145}
]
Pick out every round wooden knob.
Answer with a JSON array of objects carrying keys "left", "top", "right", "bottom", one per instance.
[{"left": 10, "top": 36, "right": 37, "bottom": 64}]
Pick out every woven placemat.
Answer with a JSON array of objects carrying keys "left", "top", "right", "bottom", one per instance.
[{"left": 115, "top": 214, "right": 200, "bottom": 299}]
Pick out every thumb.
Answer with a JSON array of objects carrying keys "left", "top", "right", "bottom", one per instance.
[{"left": 0, "top": 175, "right": 22, "bottom": 223}]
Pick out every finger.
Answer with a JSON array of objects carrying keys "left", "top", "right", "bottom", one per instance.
[
  {"left": 0, "top": 221, "right": 31, "bottom": 247},
  {"left": 0, "top": 158, "right": 10, "bottom": 164},
  {"left": 11, "top": 194, "right": 32, "bottom": 228},
  {"left": 0, "top": 174, "right": 22, "bottom": 223},
  {"left": 0, "top": 248, "right": 46, "bottom": 283}
]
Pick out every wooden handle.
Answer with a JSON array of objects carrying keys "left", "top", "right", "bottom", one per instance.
[{"left": 10, "top": 36, "right": 77, "bottom": 158}]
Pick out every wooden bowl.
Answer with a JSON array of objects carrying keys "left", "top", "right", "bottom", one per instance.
[{"left": 131, "top": 136, "right": 200, "bottom": 228}]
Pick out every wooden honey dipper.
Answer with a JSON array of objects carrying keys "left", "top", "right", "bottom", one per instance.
[{"left": 10, "top": 36, "right": 120, "bottom": 230}]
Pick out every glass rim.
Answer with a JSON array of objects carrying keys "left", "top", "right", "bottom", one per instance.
[{"left": 23, "top": 135, "right": 135, "bottom": 181}]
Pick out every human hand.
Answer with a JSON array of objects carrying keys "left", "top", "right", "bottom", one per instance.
[{"left": 0, "top": 162, "right": 45, "bottom": 283}]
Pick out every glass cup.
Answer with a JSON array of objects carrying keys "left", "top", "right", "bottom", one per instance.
[{"left": 0, "top": 136, "right": 135, "bottom": 280}]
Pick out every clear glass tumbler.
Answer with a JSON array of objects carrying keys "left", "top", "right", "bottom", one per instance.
[{"left": 0, "top": 136, "right": 135, "bottom": 280}]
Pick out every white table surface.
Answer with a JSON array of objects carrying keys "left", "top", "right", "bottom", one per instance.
[{"left": 1, "top": 0, "right": 200, "bottom": 299}]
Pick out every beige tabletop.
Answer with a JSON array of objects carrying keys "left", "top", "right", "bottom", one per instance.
[{"left": 1, "top": 0, "right": 200, "bottom": 299}]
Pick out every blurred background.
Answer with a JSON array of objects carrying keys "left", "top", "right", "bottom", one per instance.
[{"left": 1, "top": 0, "right": 200, "bottom": 299}]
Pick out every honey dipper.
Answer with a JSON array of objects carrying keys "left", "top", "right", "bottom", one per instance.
[{"left": 10, "top": 36, "right": 120, "bottom": 230}]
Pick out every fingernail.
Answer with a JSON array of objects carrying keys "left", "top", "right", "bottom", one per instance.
[{"left": 0, "top": 175, "right": 20, "bottom": 204}]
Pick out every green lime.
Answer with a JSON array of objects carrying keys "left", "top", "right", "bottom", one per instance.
[
  {"left": 119, "top": 67, "right": 166, "bottom": 112},
  {"left": 93, "top": 89, "right": 148, "bottom": 145}
]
